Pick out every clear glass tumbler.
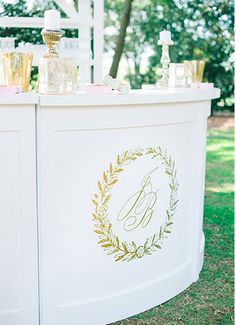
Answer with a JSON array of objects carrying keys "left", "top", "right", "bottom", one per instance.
[{"left": 169, "top": 63, "right": 185, "bottom": 87}]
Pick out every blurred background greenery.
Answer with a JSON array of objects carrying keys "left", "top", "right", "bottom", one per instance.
[{"left": 0, "top": 0, "right": 234, "bottom": 113}]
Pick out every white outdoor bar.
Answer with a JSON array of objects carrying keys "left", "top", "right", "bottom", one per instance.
[{"left": 0, "top": 88, "right": 220, "bottom": 325}]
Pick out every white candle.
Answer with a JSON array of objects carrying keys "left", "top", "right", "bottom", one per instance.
[
  {"left": 160, "top": 30, "right": 172, "bottom": 42},
  {"left": 44, "top": 10, "right": 60, "bottom": 31}
]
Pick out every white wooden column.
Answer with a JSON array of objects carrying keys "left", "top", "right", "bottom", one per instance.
[
  {"left": 0, "top": 102, "right": 38, "bottom": 325},
  {"left": 78, "top": 0, "right": 92, "bottom": 83},
  {"left": 94, "top": 0, "right": 104, "bottom": 83}
]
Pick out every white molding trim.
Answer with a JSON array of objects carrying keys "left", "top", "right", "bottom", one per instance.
[
  {"left": 0, "top": 17, "right": 94, "bottom": 29},
  {"left": 55, "top": 0, "right": 79, "bottom": 19}
]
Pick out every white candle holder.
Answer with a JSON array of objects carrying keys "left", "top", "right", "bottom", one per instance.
[{"left": 158, "top": 39, "right": 174, "bottom": 88}]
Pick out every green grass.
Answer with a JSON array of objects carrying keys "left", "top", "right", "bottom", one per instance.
[{"left": 112, "top": 128, "right": 234, "bottom": 325}]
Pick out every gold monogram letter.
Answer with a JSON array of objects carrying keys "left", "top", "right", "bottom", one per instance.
[{"left": 117, "top": 167, "right": 159, "bottom": 231}]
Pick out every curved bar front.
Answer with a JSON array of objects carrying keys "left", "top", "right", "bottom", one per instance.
[{"left": 37, "top": 89, "right": 219, "bottom": 325}]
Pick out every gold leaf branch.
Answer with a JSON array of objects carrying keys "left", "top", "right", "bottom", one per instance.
[{"left": 91, "top": 147, "right": 179, "bottom": 262}]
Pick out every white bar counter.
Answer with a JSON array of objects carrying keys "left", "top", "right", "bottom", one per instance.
[
  {"left": 0, "top": 88, "right": 220, "bottom": 325},
  {"left": 39, "top": 88, "right": 219, "bottom": 106}
]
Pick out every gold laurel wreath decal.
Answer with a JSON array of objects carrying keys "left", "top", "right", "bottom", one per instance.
[{"left": 91, "top": 147, "right": 179, "bottom": 262}]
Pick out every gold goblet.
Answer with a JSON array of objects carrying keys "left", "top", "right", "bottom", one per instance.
[{"left": 41, "top": 29, "right": 62, "bottom": 58}]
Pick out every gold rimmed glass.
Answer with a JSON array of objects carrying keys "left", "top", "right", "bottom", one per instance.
[
  {"left": 184, "top": 60, "right": 205, "bottom": 86},
  {"left": 1, "top": 51, "right": 33, "bottom": 91}
]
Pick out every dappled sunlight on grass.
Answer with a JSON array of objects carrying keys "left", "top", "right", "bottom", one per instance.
[
  {"left": 207, "top": 155, "right": 233, "bottom": 163},
  {"left": 205, "top": 129, "right": 234, "bottom": 203},
  {"left": 206, "top": 133, "right": 234, "bottom": 160},
  {"left": 206, "top": 183, "right": 234, "bottom": 193}
]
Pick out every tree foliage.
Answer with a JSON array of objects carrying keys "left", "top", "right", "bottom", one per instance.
[{"left": 105, "top": 0, "right": 234, "bottom": 112}]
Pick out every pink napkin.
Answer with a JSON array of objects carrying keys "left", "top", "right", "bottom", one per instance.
[
  {"left": 84, "top": 84, "right": 112, "bottom": 95},
  {"left": 0, "top": 85, "right": 22, "bottom": 94}
]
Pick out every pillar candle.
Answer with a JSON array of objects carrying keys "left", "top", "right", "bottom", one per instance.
[
  {"left": 44, "top": 10, "right": 60, "bottom": 31},
  {"left": 160, "top": 30, "right": 172, "bottom": 42}
]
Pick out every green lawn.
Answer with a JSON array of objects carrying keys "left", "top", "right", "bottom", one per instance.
[{"left": 113, "top": 128, "right": 234, "bottom": 325}]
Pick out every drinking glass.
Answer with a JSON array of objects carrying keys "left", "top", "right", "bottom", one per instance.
[
  {"left": 184, "top": 60, "right": 205, "bottom": 86},
  {"left": 169, "top": 63, "right": 185, "bottom": 87},
  {"left": 1, "top": 51, "right": 33, "bottom": 91}
]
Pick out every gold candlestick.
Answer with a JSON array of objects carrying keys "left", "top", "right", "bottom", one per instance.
[{"left": 41, "top": 29, "right": 62, "bottom": 58}]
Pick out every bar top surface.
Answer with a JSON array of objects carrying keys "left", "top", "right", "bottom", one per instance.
[{"left": 0, "top": 88, "right": 220, "bottom": 106}]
